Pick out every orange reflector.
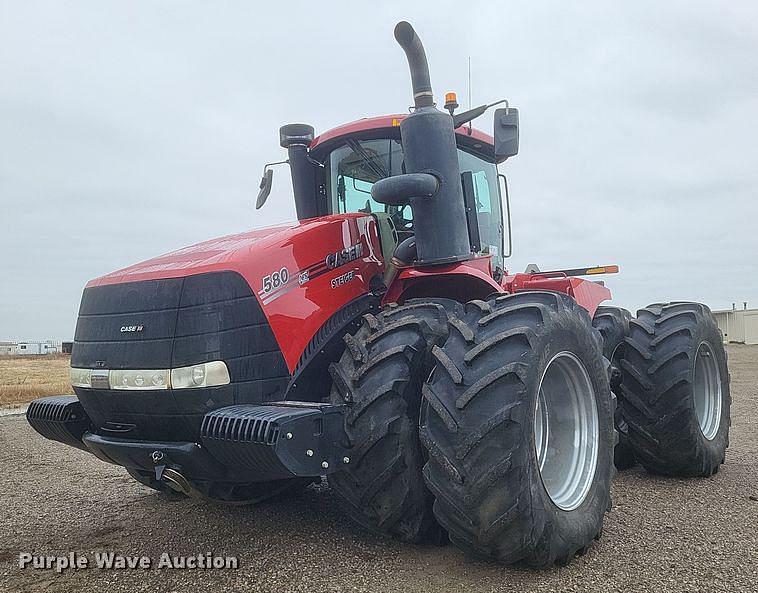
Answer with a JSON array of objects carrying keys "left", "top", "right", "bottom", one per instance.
[
  {"left": 391, "top": 118, "right": 402, "bottom": 126},
  {"left": 586, "top": 265, "right": 619, "bottom": 275}
]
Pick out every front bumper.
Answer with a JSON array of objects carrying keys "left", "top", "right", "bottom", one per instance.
[{"left": 26, "top": 395, "right": 349, "bottom": 483}]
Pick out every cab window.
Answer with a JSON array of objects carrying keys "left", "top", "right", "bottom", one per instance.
[
  {"left": 330, "top": 139, "right": 404, "bottom": 215},
  {"left": 457, "top": 150, "right": 503, "bottom": 263},
  {"left": 326, "top": 136, "right": 505, "bottom": 268}
]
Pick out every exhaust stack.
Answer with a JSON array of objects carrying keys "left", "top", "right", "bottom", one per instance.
[
  {"left": 394, "top": 22, "right": 434, "bottom": 108},
  {"left": 373, "top": 22, "right": 472, "bottom": 266}
]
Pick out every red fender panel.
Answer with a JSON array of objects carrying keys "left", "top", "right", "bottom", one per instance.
[{"left": 502, "top": 273, "right": 611, "bottom": 317}]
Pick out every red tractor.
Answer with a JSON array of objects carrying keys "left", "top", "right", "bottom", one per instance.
[{"left": 27, "top": 22, "right": 730, "bottom": 566}]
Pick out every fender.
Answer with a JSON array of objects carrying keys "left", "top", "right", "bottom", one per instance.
[
  {"left": 503, "top": 273, "right": 611, "bottom": 318},
  {"left": 384, "top": 260, "right": 611, "bottom": 317},
  {"left": 384, "top": 256, "right": 501, "bottom": 304}
]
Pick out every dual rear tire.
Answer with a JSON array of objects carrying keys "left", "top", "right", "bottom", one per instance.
[
  {"left": 619, "top": 302, "right": 730, "bottom": 476},
  {"left": 591, "top": 302, "right": 730, "bottom": 476},
  {"left": 592, "top": 306, "right": 636, "bottom": 470}
]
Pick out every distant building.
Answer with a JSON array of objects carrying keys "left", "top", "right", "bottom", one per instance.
[
  {"left": 17, "top": 342, "right": 42, "bottom": 355},
  {"left": 713, "top": 304, "right": 758, "bottom": 345},
  {"left": 1, "top": 340, "right": 66, "bottom": 355},
  {"left": 0, "top": 341, "right": 17, "bottom": 356}
]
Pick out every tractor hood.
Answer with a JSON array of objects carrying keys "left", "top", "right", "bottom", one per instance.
[
  {"left": 77, "top": 213, "right": 385, "bottom": 377},
  {"left": 87, "top": 221, "right": 304, "bottom": 288}
]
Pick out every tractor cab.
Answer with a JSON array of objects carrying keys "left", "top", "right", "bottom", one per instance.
[{"left": 259, "top": 115, "right": 512, "bottom": 272}]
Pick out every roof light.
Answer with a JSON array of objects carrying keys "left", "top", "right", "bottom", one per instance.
[
  {"left": 444, "top": 92, "right": 459, "bottom": 116},
  {"left": 586, "top": 265, "right": 619, "bottom": 275}
]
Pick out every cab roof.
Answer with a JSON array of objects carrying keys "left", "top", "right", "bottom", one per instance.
[{"left": 310, "top": 114, "right": 498, "bottom": 163}]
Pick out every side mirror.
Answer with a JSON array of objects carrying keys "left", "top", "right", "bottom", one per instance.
[
  {"left": 255, "top": 169, "right": 274, "bottom": 209},
  {"left": 494, "top": 107, "right": 519, "bottom": 161}
]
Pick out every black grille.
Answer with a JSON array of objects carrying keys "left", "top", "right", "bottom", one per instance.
[{"left": 71, "top": 271, "right": 290, "bottom": 440}]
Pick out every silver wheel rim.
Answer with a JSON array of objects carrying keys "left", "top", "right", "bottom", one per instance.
[
  {"left": 694, "top": 342, "right": 722, "bottom": 440},
  {"left": 610, "top": 342, "right": 624, "bottom": 370},
  {"left": 534, "top": 352, "right": 600, "bottom": 511}
]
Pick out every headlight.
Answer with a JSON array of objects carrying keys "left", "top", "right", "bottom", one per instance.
[
  {"left": 110, "top": 369, "right": 170, "bottom": 390},
  {"left": 171, "top": 361, "right": 231, "bottom": 389},
  {"left": 70, "top": 368, "right": 92, "bottom": 388},
  {"left": 69, "top": 361, "right": 230, "bottom": 390}
]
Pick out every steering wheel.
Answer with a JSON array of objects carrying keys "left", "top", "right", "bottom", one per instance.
[{"left": 390, "top": 204, "right": 414, "bottom": 231}]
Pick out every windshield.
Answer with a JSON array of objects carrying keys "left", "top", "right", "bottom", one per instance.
[{"left": 326, "top": 137, "right": 505, "bottom": 267}]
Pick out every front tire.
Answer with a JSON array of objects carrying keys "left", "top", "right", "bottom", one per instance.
[
  {"left": 619, "top": 302, "right": 730, "bottom": 476},
  {"left": 421, "top": 292, "right": 614, "bottom": 566},
  {"left": 328, "top": 300, "right": 455, "bottom": 542}
]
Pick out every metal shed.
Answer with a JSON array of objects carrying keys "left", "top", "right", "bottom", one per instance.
[
  {"left": 713, "top": 306, "right": 758, "bottom": 345},
  {"left": 0, "top": 341, "right": 17, "bottom": 355}
]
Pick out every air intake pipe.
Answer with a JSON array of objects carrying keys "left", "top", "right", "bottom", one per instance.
[
  {"left": 280, "top": 123, "right": 319, "bottom": 221},
  {"left": 372, "top": 22, "right": 472, "bottom": 266}
]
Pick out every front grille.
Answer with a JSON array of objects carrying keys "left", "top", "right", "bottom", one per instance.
[{"left": 71, "top": 271, "right": 291, "bottom": 440}]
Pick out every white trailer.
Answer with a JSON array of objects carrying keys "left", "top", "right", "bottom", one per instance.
[
  {"left": 16, "top": 343, "right": 42, "bottom": 355},
  {"left": 13, "top": 341, "right": 62, "bottom": 355},
  {"left": 0, "top": 342, "right": 17, "bottom": 355}
]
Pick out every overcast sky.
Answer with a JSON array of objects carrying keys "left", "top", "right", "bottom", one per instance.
[{"left": 1, "top": 1, "right": 756, "bottom": 340}]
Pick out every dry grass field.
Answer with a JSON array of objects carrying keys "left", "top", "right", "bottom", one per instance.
[{"left": 0, "top": 354, "right": 73, "bottom": 407}]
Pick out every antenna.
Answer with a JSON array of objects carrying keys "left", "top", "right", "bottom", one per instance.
[
  {"left": 467, "top": 56, "right": 473, "bottom": 134},
  {"left": 467, "top": 56, "right": 472, "bottom": 109}
]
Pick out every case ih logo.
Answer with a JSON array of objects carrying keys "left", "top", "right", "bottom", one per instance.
[
  {"left": 325, "top": 242, "right": 363, "bottom": 270},
  {"left": 120, "top": 325, "right": 144, "bottom": 333}
]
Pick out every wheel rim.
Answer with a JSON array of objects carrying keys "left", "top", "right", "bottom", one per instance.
[
  {"left": 694, "top": 342, "right": 722, "bottom": 440},
  {"left": 610, "top": 342, "right": 624, "bottom": 371},
  {"left": 533, "top": 352, "right": 600, "bottom": 511}
]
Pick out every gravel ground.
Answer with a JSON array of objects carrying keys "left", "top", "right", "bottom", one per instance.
[{"left": 1, "top": 345, "right": 757, "bottom": 593}]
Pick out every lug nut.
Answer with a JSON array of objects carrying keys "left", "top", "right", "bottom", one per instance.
[
  {"left": 321, "top": 461, "right": 329, "bottom": 469},
  {"left": 286, "top": 432, "right": 293, "bottom": 439},
  {"left": 343, "top": 457, "right": 350, "bottom": 464},
  {"left": 306, "top": 449, "right": 314, "bottom": 457}
]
